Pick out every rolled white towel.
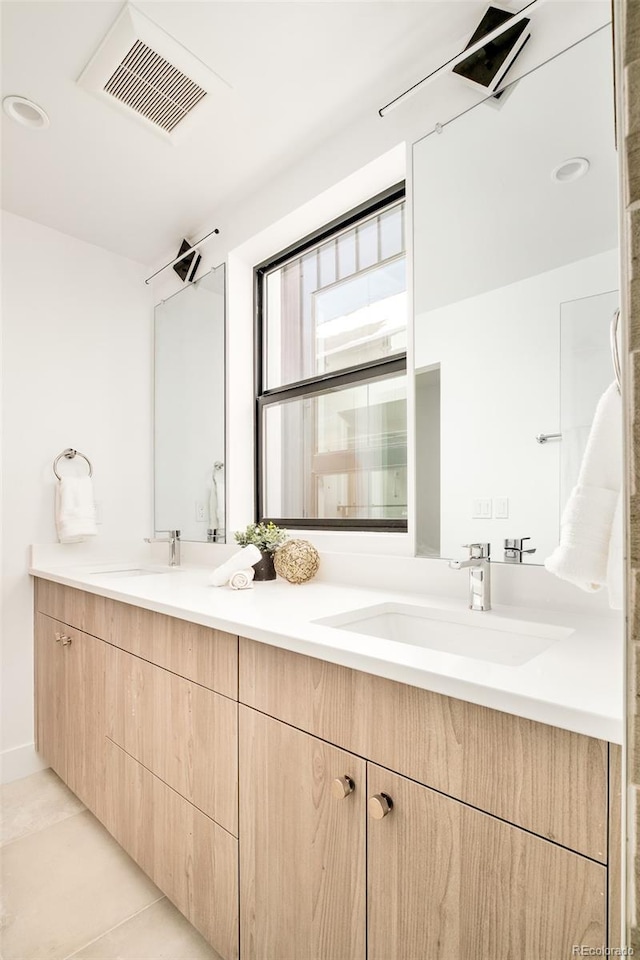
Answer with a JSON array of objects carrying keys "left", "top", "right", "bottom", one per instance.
[
  {"left": 210, "top": 545, "right": 261, "bottom": 586},
  {"left": 229, "top": 568, "right": 255, "bottom": 590}
]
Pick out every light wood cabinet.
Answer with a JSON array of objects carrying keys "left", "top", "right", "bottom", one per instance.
[
  {"left": 35, "top": 612, "right": 104, "bottom": 812},
  {"left": 36, "top": 579, "right": 237, "bottom": 698},
  {"left": 239, "top": 637, "right": 607, "bottom": 862},
  {"left": 367, "top": 763, "right": 606, "bottom": 960},
  {"left": 103, "top": 739, "right": 239, "bottom": 960},
  {"left": 239, "top": 706, "right": 366, "bottom": 960},
  {"left": 33, "top": 580, "right": 622, "bottom": 960},
  {"left": 105, "top": 644, "right": 238, "bottom": 835},
  {"left": 33, "top": 581, "right": 240, "bottom": 960}
]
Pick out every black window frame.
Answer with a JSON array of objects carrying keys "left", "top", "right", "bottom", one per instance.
[{"left": 254, "top": 182, "right": 408, "bottom": 532}]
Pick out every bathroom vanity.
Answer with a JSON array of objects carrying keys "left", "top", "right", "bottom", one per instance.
[{"left": 31, "top": 567, "right": 621, "bottom": 960}]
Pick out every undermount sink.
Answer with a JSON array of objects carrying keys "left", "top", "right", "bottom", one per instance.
[
  {"left": 86, "top": 566, "right": 185, "bottom": 578},
  {"left": 315, "top": 602, "right": 574, "bottom": 666}
]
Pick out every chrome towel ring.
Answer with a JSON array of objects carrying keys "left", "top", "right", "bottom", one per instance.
[{"left": 53, "top": 448, "right": 93, "bottom": 481}]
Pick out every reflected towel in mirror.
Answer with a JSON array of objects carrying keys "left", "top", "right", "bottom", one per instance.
[{"left": 545, "top": 382, "right": 622, "bottom": 608}]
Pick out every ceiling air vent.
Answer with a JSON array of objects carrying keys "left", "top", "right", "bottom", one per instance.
[
  {"left": 104, "top": 40, "right": 207, "bottom": 134},
  {"left": 78, "top": 4, "right": 229, "bottom": 143}
]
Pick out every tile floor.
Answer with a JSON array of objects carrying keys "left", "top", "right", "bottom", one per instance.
[{"left": 1, "top": 769, "right": 222, "bottom": 960}]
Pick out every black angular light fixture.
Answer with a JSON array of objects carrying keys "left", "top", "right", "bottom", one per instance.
[
  {"left": 452, "top": 6, "right": 531, "bottom": 96},
  {"left": 172, "top": 238, "right": 202, "bottom": 283}
]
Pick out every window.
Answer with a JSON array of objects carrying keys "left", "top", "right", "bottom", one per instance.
[{"left": 256, "top": 184, "right": 407, "bottom": 530}]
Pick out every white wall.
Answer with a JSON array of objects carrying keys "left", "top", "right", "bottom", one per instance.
[
  {"left": 415, "top": 248, "right": 619, "bottom": 562},
  {"left": 1, "top": 211, "right": 152, "bottom": 781}
]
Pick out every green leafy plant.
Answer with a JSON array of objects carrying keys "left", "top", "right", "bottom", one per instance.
[{"left": 234, "top": 521, "right": 288, "bottom": 553}]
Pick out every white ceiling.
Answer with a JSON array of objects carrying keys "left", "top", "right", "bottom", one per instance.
[
  {"left": 1, "top": 0, "right": 490, "bottom": 264},
  {"left": 0, "top": 2, "right": 613, "bottom": 268}
]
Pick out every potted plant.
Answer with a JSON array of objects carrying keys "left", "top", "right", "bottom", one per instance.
[{"left": 234, "top": 521, "right": 288, "bottom": 581}]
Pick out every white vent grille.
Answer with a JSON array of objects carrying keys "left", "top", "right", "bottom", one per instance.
[
  {"left": 77, "top": 5, "right": 228, "bottom": 142},
  {"left": 104, "top": 40, "right": 207, "bottom": 133}
]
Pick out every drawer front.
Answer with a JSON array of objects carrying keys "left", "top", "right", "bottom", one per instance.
[
  {"left": 239, "top": 638, "right": 608, "bottom": 862},
  {"left": 103, "top": 739, "right": 239, "bottom": 960},
  {"left": 106, "top": 644, "right": 238, "bottom": 836},
  {"left": 35, "top": 579, "right": 238, "bottom": 699}
]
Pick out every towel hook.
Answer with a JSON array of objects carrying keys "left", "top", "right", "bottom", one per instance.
[
  {"left": 610, "top": 308, "right": 622, "bottom": 395},
  {"left": 53, "top": 448, "right": 93, "bottom": 481}
]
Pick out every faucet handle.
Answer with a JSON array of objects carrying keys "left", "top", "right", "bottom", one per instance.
[
  {"left": 462, "top": 543, "right": 491, "bottom": 559},
  {"left": 504, "top": 538, "right": 536, "bottom": 562}
]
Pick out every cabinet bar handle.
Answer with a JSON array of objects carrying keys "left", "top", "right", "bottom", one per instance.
[
  {"left": 331, "top": 775, "right": 355, "bottom": 800},
  {"left": 369, "top": 793, "right": 393, "bottom": 819}
]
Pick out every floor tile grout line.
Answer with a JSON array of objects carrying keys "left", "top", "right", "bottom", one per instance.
[
  {"left": 62, "top": 895, "right": 167, "bottom": 960},
  {"left": 0, "top": 805, "right": 87, "bottom": 850}
]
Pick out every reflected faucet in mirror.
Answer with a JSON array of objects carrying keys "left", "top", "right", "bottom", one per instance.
[
  {"left": 449, "top": 543, "right": 491, "bottom": 611},
  {"left": 504, "top": 538, "right": 537, "bottom": 563}
]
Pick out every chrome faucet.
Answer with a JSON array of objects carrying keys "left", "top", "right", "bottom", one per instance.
[
  {"left": 449, "top": 543, "right": 491, "bottom": 611},
  {"left": 144, "top": 529, "right": 181, "bottom": 567}
]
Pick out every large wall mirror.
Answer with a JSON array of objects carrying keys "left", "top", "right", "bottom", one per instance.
[
  {"left": 413, "top": 27, "right": 618, "bottom": 565},
  {"left": 154, "top": 263, "right": 226, "bottom": 542}
]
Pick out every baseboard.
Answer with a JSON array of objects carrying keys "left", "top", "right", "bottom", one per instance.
[{"left": 1, "top": 743, "right": 47, "bottom": 784}]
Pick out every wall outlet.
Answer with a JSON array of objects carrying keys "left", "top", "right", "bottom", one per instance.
[
  {"left": 472, "top": 498, "right": 492, "bottom": 519},
  {"left": 195, "top": 501, "right": 206, "bottom": 522},
  {"left": 494, "top": 497, "right": 509, "bottom": 519}
]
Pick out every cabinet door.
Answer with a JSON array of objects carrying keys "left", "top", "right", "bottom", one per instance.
[
  {"left": 65, "top": 628, "right": 105, "bottom": 813},
  {"left": 34, "top": 613, "right": 67, "bottom": 779},
  {"left": 239, "top": 706, "right": 366, "bottom": 960},
  {"left": 367, "top": 764, "right": 606, "bottom": 960}
]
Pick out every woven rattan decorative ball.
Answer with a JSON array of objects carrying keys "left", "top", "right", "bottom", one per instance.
[{"left": 274, "top": 539, "right": 320, "bottom": 584}]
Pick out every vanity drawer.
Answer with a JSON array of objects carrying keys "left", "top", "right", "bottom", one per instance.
[
  {"left": 105, "top": 644, "right": 238, "bottom": 836},
  {"left": 35, "top": 579, "right": 238, "bottom": 699},
  {"left": 103, "top": 739, "right": 239, "bottom": 960},
  {"left": 239, "top": 637, "right": 608, "bottom": 863}
]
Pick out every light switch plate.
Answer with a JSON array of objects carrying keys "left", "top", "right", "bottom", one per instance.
[
  {"left": 494, "top": 497, "right": 509, "bottom": 519},
  {"left": 472, "top": 498, "right": 492, "bottom": 519}
]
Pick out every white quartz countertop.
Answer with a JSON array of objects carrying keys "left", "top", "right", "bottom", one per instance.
[{"left": 29, "top": 556, "right": 624, "bottom": 744}]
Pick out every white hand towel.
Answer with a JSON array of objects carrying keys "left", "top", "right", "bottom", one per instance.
[
  {"left": 210, "top": 545, "right": 262, "bottom": 586},
  {"left": 229, "top": 568, "right": 255, "bottom": 590},
  {"left": 545, "top": 382, "right": 622, "bottom": 606},
  {"left": 55, "top": 477, "right": 98, "bottom": 543}
]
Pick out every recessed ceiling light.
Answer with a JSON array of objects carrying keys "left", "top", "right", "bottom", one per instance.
[
  {"left": 551, "top": 157, "right": 590, "bottom": 183},
  {"left": 3, "top": 95, "right": 49, "bottom": 129}
]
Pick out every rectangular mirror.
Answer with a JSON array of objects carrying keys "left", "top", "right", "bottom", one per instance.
[
  {"left": 413, "top": 27, "right": 618, "bottom": 565},
  {"left": 154, "top": 263, "right": 226, "bottom": 542}
]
